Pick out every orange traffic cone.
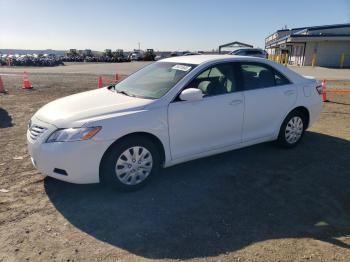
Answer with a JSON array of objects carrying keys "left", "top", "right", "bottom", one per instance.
[
  {"left": 115, "top": 73, "right": 120, "bottom": 82},
  {"left": 98, "top": 76, "right": 103, "bottom": 88},
  {"left": 321, "top": 79, "right": 328, "bottom": 102},
  {"left": 22, "top": 72, "right": 33, "bottom": 90},
  {"left": 0, "top": 76, "right": 8, "bottom": 94}
]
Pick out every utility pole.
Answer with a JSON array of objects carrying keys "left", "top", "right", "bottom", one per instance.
[{"left": 138, "top": 42, "right": 141, "bottom": 51}]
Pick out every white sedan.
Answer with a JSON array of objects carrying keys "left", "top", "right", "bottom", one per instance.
[{"left": 27, "top": 55, "right": 323, "bottom": 191}]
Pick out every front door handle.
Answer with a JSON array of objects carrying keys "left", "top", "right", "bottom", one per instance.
[
  {"left": 284, "top": 90, "right": 295, "bottom": 96},
  {"left": 229, "top": 99, "right": 243, "bottom": 106}
]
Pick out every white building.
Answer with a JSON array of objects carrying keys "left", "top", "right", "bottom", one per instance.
[{"left": 265, "top": 23, "right": 350, "bottom": 67}]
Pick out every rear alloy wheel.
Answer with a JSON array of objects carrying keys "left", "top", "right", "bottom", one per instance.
[
  {"left": 285, "top": 116, "right": 304, "bottom": 144},
  {"left": 277, "top": 111, "right": 306, "bottom": 148},
  {"left": 101, "top": 136, "right": 160, "bottom": 191}
]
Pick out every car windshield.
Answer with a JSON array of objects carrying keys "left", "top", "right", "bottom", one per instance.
[
  {"left": 114, "top": 62, "right": 196, "bottom": 99},
  {"left": 231, "top": 50, "right": 243, "bottom": 55}
]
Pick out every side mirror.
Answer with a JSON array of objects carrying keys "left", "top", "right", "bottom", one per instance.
[{"left": 179, "top": 88, "right": 203, "bottom": 101}]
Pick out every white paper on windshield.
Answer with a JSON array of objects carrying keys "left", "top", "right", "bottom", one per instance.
[{"left": 172, "top": 64, "right": 191, "bottom": 72}]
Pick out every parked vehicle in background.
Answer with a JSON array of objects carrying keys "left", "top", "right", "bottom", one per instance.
[
  {"left": 118, "top": 53, "right": 131, "bottom": 62},
  {"left": 129, "top": 51, "right": 143, "bottom": 61},
  {"left": 183, "top": 52, "right": 202, "bottom": 56},
  {"left": 27, "top": 55, "right": 322, "bottom": 191},
  {"left": 170, "top": 51, "right": 181, "bottom": 57},
  {"left": 143, "top": 49, "right": 156, "bottom": 61},
  {"left": 113, "top": 49, "right": 130, "bottom": 62},
  {"left": 63, "top": 49, "right": 84, "bottom": 62},
  {"left": 155, "top": 55, "right": 164, "bottom": 61},
  {"left": 229, "top": 48, "right": 268, "bottom": 58},
  {"left": 61, "top": 49, "right": 131, "bottom": 63}
]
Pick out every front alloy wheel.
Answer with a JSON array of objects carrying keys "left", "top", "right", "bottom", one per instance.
[
  {"left": 101, "top": 136, "right": 161, "bottom": 191},
  {"left": 115, "top": 146, "right": 153, "bottom": 186}
]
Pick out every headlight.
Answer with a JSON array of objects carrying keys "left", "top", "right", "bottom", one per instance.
[{"left": 46, "top": 126, "right": 101, "bottom": 143}]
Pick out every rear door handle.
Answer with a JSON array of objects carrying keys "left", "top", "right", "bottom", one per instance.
[
  {"left": 229, "top": 99, "right": 243, "bottom": 106},
  {"left": 284, "top": 90, "right": 295, "bottom": 96}
]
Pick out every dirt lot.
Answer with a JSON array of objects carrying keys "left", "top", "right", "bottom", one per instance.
[{"left": 0, "top": 67, "right": 350, "bottom": 261}]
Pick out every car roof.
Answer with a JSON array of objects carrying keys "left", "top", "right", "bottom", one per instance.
[
  {"left": 161, "top": 54, "right": 264, "bottom": 65},
  {"left": 161, "top": 54, "right": 307, "bottom": 84}
]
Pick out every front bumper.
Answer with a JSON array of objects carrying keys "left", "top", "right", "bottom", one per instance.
[{"left": 27, "top": 117, "right": 111, "bottom": 184}]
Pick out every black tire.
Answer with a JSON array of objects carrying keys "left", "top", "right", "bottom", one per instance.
[
  {"left": 277, "top": 110, "right": 307, "bottom": 148},
  {"left": 100, "top": 136, "right": 161, "bottom": 191}
]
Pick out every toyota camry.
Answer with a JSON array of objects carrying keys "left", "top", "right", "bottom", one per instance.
[{"left": 27, "top": 55, "right": 323, "bottom": 191}]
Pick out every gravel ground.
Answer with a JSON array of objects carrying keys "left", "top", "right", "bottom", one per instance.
[{"left": 0, "top": 70, "right": 350, "bottom": 262}]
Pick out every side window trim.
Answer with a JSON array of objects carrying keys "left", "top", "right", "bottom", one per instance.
[{"left": 232, "top": 62, "right": 244, "bottom": 92}]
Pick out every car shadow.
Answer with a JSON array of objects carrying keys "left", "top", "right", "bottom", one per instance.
[
  {"left": 45, "top": 131, "right": 350, "bottom": 259},
  {"left": 0, "top": 108, "right": 13, "bottom": 128}
]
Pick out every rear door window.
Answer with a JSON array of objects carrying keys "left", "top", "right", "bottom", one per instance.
[
  {"left": 239, "top": 63, "right": 290, "bottom": 90},
  {"left": 274, "top": 72, "right": 290, "bottom": 86}
]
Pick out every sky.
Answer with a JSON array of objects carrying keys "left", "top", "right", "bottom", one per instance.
[{"left": 0, "top": 0, "right": 349, "bottom": 51}]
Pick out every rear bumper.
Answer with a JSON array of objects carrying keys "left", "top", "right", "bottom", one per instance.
[{"left": 308, "top": 98, "right": 323, "bottom": 128}]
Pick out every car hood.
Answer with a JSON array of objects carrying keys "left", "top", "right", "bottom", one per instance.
[{"left": 34, "top": 87, "right": 153, "bottom": 127}]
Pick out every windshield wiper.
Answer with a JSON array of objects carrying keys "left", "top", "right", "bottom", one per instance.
[
  {"left": 115, "top": 89, "right": 135, "bottom": 97},
  {"left": 107, "top": 85, "right": 116, "bottom": 91},
  {"left": 109, "top": 85, "right": 147, "bottom": 99}
]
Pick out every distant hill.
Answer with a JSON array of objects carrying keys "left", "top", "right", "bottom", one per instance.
[{"left": 0, "top": 49, "right": 66, "bottom": 56}]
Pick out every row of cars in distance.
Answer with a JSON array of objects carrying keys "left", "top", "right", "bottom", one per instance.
[
  {"left": 0, "top": 53, "right": 64, "bottom": 66},
  {"left": 0, "top": 48, "right": 268, "bottom": 66}
]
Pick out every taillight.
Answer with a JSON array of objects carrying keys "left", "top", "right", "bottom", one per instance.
[{"left": 316, "top": 85, "right": 323, "bottom": 95}]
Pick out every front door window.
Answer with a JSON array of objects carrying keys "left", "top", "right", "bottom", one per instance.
[{"left": 186, "top": 63, "right": 238, "bottom": 97}]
